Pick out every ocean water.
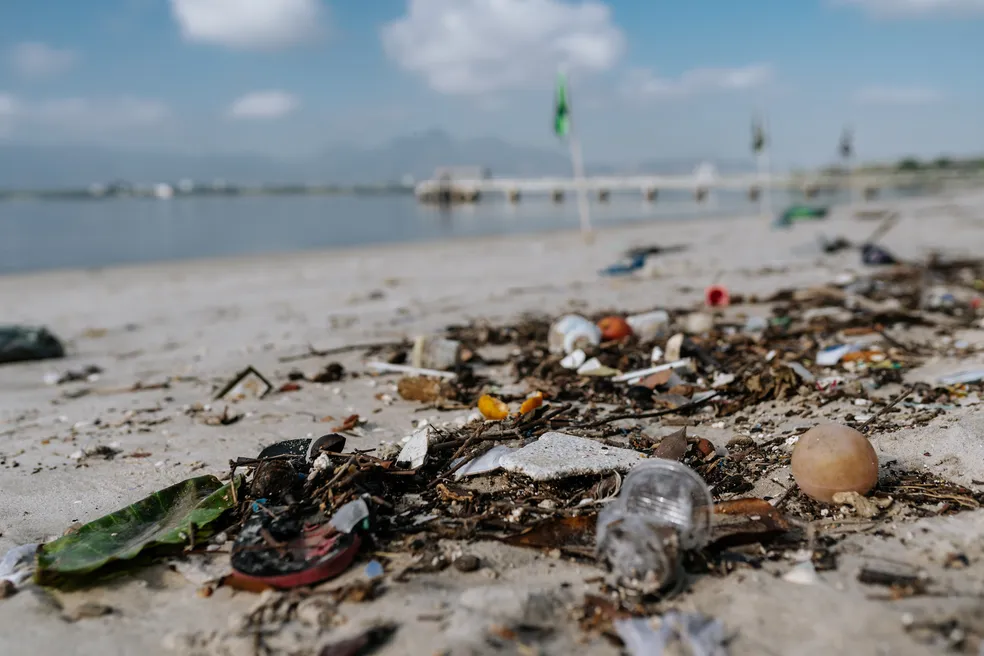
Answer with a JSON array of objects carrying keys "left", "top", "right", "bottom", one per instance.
[{"left": 0, "top": 188, "right": 852, "bottom": 275}]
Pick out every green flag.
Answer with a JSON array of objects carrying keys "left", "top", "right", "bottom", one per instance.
[
  {"left": 553, "top": 73, "right": 571, "bottom": 138},
  {"left": 752, "top": 118, "right": 766, "bottom": 154}
]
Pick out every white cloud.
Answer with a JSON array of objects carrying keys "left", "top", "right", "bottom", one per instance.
[
  {"left": 835, "top": 0, "right": 984, "bottom": 17},
  {"left": 622, "top": 64, "right": 774, "bottom": 101},
  {"left": 170, "top": 0, "right": 325, "bottom": 50},
  {"left": 8, "top": 42, "right": 78, "bottom": 78},
  {"left": 381, "top": 0, "right": 625, "bottom": 95},
  {"left": 227, "top": 90, "right": 299, "bottom": 119},
  {"left": 854, "top": 86, "right": 943, "bottom": 105}
]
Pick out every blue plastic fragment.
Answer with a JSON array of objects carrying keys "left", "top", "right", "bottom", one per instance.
[{"left": 365, "top": 560, "right": 384, "bottom": 579}]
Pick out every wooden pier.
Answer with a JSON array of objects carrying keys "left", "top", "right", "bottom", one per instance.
[{"left": 414, "top": 170, "right": 982, "bottom": 205}]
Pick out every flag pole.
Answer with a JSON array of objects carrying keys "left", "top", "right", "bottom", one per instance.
[
  {"left": 558, "top": 67, "right": 592, "bottom": 239},
  {"left": 568, "top": 125, "right": 592, "bottom": 238},
  {"left": 752, "top": 113, "right": 772, "bottom": 219}
]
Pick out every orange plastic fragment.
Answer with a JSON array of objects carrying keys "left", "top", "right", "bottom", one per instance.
[
  {"left": 478, "top": 395, "right": 510, "bottom": 421},
  {"left": 519, "top": 392, "right": 544, "bottom": 415}
]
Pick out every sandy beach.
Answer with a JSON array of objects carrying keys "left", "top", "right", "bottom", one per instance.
[{"left": 3, "top": 191, "right": 984, "bottom": 655}]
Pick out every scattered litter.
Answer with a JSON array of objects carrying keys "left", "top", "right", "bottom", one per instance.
[
  {"left": 366, "top": 361, "right": 456, "bottom": 380},
  {"left": 831, "top": 491, "right": 893, "bottom": 519},
  {"left": 597, "top": 316, "right": 633, "bottom": 341},
  {"left": 560, "top": 349, "right": 587, "bottom": 370},
  {"left": 612, "top": 359, "right": 693, "bottom": 384},
  {"left": 615, "top": 612, "right": 729, "bottom": 656},
  {"left": 783, "top": 560, "right": 819, "bottom": 585},
  {"left": 411, "top": 335, "right": 461, "bottom": 370},
  {"left": 453, "top": 445, "right": 518, "bottom": 479},
  {"left": 791, "top": 424, "right": 879, "bottom": 503},
  {"left": 597, "top": 460, "right": 713, "bottom": 592},
  {"left": 364, "top": 560, "right": 384, "bottom": 579},
  {"left": 577, "top": 357, "right": 621, "bottom": 377},
  {"left": 214, "top": 366, "right": 274, "bottom": 401},
  {"left": 0, "top": 325, "right": 65, "bottom": 365},
  {"left": 499, "top": 433, "right": 648, "bottom": 482},
  {"left": 548, "top": 315, "right": 602, "bottom": 355},
  {"left": 396, "top": 428, "right": 429, "bottom": 469},
  {"left": 0, "top": 543, "right": 39, "bottom": 588},
  {"left": 626, "top": 311, "right": 671, "bottom": 342}
]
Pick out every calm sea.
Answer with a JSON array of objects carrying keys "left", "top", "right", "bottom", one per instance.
[{"left": 0, "top": 188, "right": 855, "bottom": 275}]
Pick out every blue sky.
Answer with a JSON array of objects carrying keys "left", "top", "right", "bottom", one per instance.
[{"left": 0, "top": 0, "right": 981, "bottom": 168}]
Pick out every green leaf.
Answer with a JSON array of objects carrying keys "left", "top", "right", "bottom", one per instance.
[{"left": 36, "top": 475, "right": 240, "bottom": 587}]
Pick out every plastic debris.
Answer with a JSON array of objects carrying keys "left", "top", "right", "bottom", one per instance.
[
  {"left": 366, "top": 361, "right": 457, "bottom": 380},
  {"left": 938, "top": 370, "right": 984, "bottom": 386},
  {"left": 612, "top": 359, "right": 693, "bottom": 384},
  {"left": 577, "top": 357, "right": 621, "bottom": 377},
  {"left": 396, "top": 428, "right": 430, "bottom": 469},
  {"left": 783, "top": 559, "right": 819, "bottom": 585},
  {"left": 704, "top": 284, "right": 730, "bottom": 308},
  {"left": 519, "top": 391, "right": 544, "bottom": 414},
  {"left": 597, "top": 316, "right": 633, "bottom": 341},
  {"left": 614, "top": 612, "right": 729, "bottom": 656},
  {"left": 548, "top": 315, "right": 602, "bottom": 355},
  {"left": 214, "top": 366, "right": 274, "bottom": 401},
  {"left": 0, "top": 543, "right": 40, "bottom": 588},
  {"left": 560, "top": 349, "right": 587, "bottom": 370},
  {"left": 596, "top": 460, "right": 713, "bottom": 592},
  {"left": 626, "top": 311, "right": 671, "bottom": 342},
  {"left": 478, "top": 394, "right": 510, "bottom": 420},
  {"left": 453, "top": 445, "right": 518, "bottom": 479},
  {"left": 499, "top": 432, "right": 648, "bottom": 482},
  {"left": 364, "top": 560, "right": 384, "bottom": 579},
  {"left": 786, "top": 362, "right": 816, "bottom": 383},
  {"left": 0, "top": 325, "right": 65, "bottom": 365},
  {"left": 329, "top": 498, "right": 371, "bottom": 534},
  {"left": 861, "top": 242, "right": 898, "bottom": 266},
  {"left": 816, "top": 344, "right": 859, "bottom": 367},
  {"left": 411, "top": 335, "right": 461, "bottom": 370}
]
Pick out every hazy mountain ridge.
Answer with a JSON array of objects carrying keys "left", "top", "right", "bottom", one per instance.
[{"left": 0, "top": 129, "right": 753, "bottom": 189}]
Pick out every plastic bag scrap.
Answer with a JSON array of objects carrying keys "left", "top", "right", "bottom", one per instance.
[
  {"left": 614, "top": 612, "right": 729, "bottom": 656},
  {"left": 0, "top": 543, "right": 40, "bottom": 588}
]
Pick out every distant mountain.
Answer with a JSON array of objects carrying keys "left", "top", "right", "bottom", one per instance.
[{"left": 0, "top": 130, "right": 748, "bottom": 189}]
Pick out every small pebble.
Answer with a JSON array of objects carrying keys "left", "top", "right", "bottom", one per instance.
[
  {"left": 453, "top": 555, "right": 481, "bottom": 572},
  {"left": 0, "top": 580, "right": 15, "bottom": 599}
]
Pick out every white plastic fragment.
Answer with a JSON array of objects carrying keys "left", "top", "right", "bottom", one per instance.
[
  {"left": 0, "top": 543, "right": 39, "bottom": 587},
  {"left": 329, "top": 498, "right": 370, "bottom": 534},
  {"left": 577, "top": 358, "right": 621, "bottom": 377},
  {"left": 816, "top": 344, "right": 859, "bottom": 367},
  {"left": 937, "top": 370, "right": 984, "bottom": 386},
  {"left": 499, "top": 433, "right": 647, "bottom": 481},
  {"left": 626, "top": 311, "right": 671, "bottom": 342},
  {"left": 366, "top": 361, "right": 457, "bottom": 380},
  {"left": 453, "top": 445, "right": 519, "bottom": 479},
  {"left": 560, "top": 349, "right": 587, "bottom": 370},
  {"left": 397, "top": 427, "right": 430, "bottom": 469},
  {"left": 611, "top": 359, "right": 693, "bottom": 384},
  {"left": 786, "top": 362, "right": 816, "bottom": 383},
  {"left": 614, "top": 611, "right": 729, "bottom": 656},
  {"left": 782, "top": 560, "right": 818, "bottom": 585},
  {"left": 665, "top": 334, "right": 685, "bottom": 362},
  {"left": 548, "top": 315, "right": 602, "bottom": 355}
]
